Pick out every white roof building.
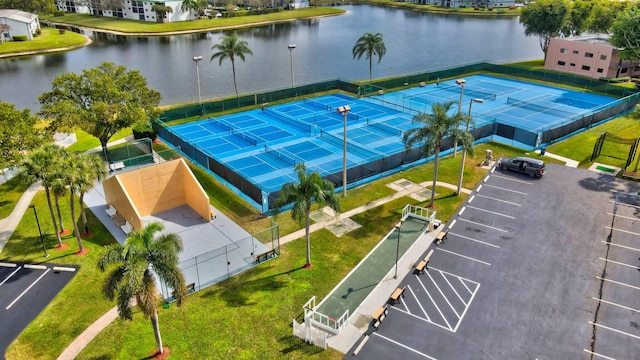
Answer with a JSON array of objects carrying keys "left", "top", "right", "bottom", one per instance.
[{"left": 0, "top": 9, "right": 40, "bottom": 41}]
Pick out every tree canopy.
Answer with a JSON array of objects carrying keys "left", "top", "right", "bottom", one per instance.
[
  {"left": 519, "top": 0, "right": 570, "bottom": 61},
  {"left": 610, "top": 7, "right": 640, "bottom": 63},
  {"left": 211, "top": 32, "right": 253, "bottom": 99},
  {"left": 0, "top": 101, "right": 49, "bottom": 171},
  {"left": 0, "top": 0, "right": 55, "bottom": 14},
  {"left": 352, "top": 32, "right": 387, "bottom": 82},
  {"left": 39, "top": 62, "right": 161, "bottom": 160}
]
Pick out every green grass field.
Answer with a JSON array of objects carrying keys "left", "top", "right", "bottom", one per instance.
[
  {"left": 0, "top": 28, "right": 87, "bottom": 55},
  {"left": 0, "top": 176, "right": 30, "bottom": 220}
]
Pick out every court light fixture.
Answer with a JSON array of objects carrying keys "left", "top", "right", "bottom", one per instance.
[
  {"left": 337, "top": 105, "right": 351, "bottom": 197},
  {"left": 193, "top": 55, "right": 203, "bottom": 116},
  {"left": 288, "top": 44, "right": 296, "bottom": 91},
  {"left": 456, "top": 98, "right": 484, "bottom": 195}
]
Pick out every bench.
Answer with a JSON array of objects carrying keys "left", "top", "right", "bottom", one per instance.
[
  {"left": 372, "top": 305, "right": 389, "bottom": 328},
  {"left": 622, "top": 170, "right": 640, "bottom": 180},
  {"left": 105, "top": 205, "right": 117, "bottom": 218},
  {"left": 419, "top": 81, "right": 426, "bottom": 87},
  {"left": 390, "top": 286, "right": 406, "bottom": 304},
  {"left": 378, "top": 89, "right": 385, "bottom": 95},
  {"left": 436, "top": 229, "right": 448, "bottom": 244},
  {"left": 121, "top": 221, "right": 133, "bottom": 235},
  {"left": 109, "top": 161, "right": 125, "bottom": 172},
  {"left": 210, "top": 210, "right": 217, "bottom": 220},
  {"left": 415, "top": 260, "right": 427, "bottom": 274},
  {"left": 254, "top": 249, "right": 277, "bottom": 263}
]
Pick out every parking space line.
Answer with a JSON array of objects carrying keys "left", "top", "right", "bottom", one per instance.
[
  {"left": 429, "top": 267, "right": 480, "bottom": 294},
  {"left": 477, "top": 184, "right": 483, "bottom": 192},
  {"left": 0, "top": 266, "right": 22, "bottom": 287},
  {"left": 583, "top": 349, "right": 616, "bottom": 360},
  {"left": 482, "top": 184, "right": 528, "bottom": 195},
  {"left": 6, "top": 268, "right": 51, "bottom": 310},
  {"left": 437, "top": 248, "right": 491, "bottom": 266},
  {"left": 606, "top": 212, "right": 638, "bottom": 222},
  {"left": 459, "top": 206, "right": 466, "bottom": 216},
  {"left": 602, "top": 241, "right": 640, "bottom": 252},
  {"left": 490, "top": 174, "right": 534, "bottom": 184},
  {"left": 591, "top": 297, "right": 640, "bottom": 314},
  {"left": 423, "top": 274, "right": 453, "bottom": 330},
  {"left": 603, "top": 226, "right": 640, "bottom": 237},
  {"left": 598, "top": 257, "right": 640, "bottom": 271},
  {"left": 475, "top": 194, "right": 522, "bottom": 207},
  {"left": 391, "top": 304, "right": 452, "bottom": 332},
  {"left": 430, "top": 271, "right": 461, "bottom": 319},
  {"left": 452, "top": 283, "right": 479, "bottom": 333},
  {"left": 449, "top": 232, "right": 500, "bottom": 249},
  {"left": 588, "top": 321, "right": 640, "bottom": 340},
  {"left": 441, "top": 271, "right": 467, "bottom": 307},
  {"left": 371, "top": 332, "right": 439, "bottom": 359},
  {"left": 466, "top": 205, "right": 515, "bottom": 219},
  {"left": 609, "top": 200, "right": 640, "bottom": 210},
  {"left": 457, "top": 218, "right": 509, "bottom": 233},
  {"left": 412, "top": 279, "right": 432, "bottom": 321},
  {"left": 595, "top": 276, "right": 640, "bottom": 291}
]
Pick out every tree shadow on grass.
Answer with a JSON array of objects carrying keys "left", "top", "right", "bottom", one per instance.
[{"left": 277, "top": 335, "right": 324, "bottom": 356}]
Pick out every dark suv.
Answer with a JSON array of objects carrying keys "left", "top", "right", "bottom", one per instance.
[{"left": 497, "top": 156, "right": 546, "bottom": 178}]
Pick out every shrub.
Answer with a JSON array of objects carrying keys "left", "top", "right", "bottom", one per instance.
[
  {"left": 58, "top": 28, "right": 66, "bottom": 34},
  {"left": 53, "top": 10, "right": 64, "bottom": 16},
  {"left": 132, "top": 124, "right": 157, "bottom": 141},
  {"left": 35, "top": 28, "right": 41, "bottom": 34},
  {"left": 12, "top": 35, "right": 27, "bottom": 41}
]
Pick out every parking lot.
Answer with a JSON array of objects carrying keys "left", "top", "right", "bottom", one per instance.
[
  {"left": 349, "top": 164, "right": 640, "bottom": 359},
  {"left": 0, "top": 262, "right": 77, "bottom": 356}
]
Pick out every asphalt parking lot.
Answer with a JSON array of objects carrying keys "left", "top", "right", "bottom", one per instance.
[
  {"left": 0, "top": 261, "right": 77, "bottom": 357},
  {"left": 349, "top": 164, "right": 640, "bottom": 359}
]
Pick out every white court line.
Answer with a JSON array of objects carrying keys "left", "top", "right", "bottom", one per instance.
[
  {"left": 457, "top": 218, "right": 509, "bottom": 233},
  {"left": 583, "top": 349, "right": 616, "bottom": 360},
  {"left": 6, "top": 268, "right": 51, "bottom": 310},
  {"left": 449, "top": 219, "right": 457, "bottom": 231},
  {"left": 477, "top": 184, "right": 483, "bottom": 192},
  {"left": 466, "top": 205, "right": 515, "bottom": 219},
  {"left": 603, "top": 226, "right": 640, "bottom": 237},
  {"left": 468, "top": 195, "right": 475, "bottom": 203},
  {"left": 490, "top": 174, "right": 533, "bottom": 184},
  {"left": 595, "top": 276, "right": 640, "bottom": 291},
  {"left": 371, "top": 332, "right": 439, "bottom": 359},
  {"left": 482, "top": 183, "right": 528, "bottom": 195},
  {"left": 437, "top": 248, "right": 491, "bottom": 266},
  {"left": 414, "top": 277, "right": 432, "bottom": 321},
  {"left": 0, "top": 266, "right": 22, "bottom": 287},
  {"left": 440, "top": 271, "right": 467, "bottom": 307},
  {"left": 592, "top": 297, "right": 640, "bottom": 314},
  {"left": 390, "top": 303, "right": 452, "bottom": 332},
  {"left": 606, "top": 212, "right": 639, "bottom": 222},
  {"left": 474, "top": 194, "right": 522, "bottom": 207},
  {"left": 459, "top": 206, "right": 466, "bottom": 216},
  {"left": 431, "top": 271, "right": 461, "bottom": 319},
  {"left": 603, "top": 241, "right": 640, "bottom": 253},
  {"left": 425, "top": 272, "right": 453, "bottom": 330},
  {"left": 599, "top": 257, "right": 640, "bottom": 271},
  {"left": 449, "top": 232, "right": 500, "bottom": 249},
  {"left": 588, "top": 321, "right": 640, "bottom": 340}
]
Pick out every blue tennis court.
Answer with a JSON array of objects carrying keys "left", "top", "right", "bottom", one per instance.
[{"left": 162, "top": 74, "right": 617, "bottom": 210}]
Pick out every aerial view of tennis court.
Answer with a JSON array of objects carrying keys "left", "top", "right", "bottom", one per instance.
[{"left": 160, "top": 74, "right": 615, "bottom": 210}]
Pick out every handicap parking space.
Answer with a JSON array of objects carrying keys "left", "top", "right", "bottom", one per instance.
[
  {"left": 0, "top": 262, "right": 77, "bottom": 356},
  {"left": 348, "top": 164, "right": 640, "bottom": 359}
]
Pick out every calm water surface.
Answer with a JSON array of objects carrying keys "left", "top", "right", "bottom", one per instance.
[{"left": 0, "top": 5, "right": 542, "bottom": 111}]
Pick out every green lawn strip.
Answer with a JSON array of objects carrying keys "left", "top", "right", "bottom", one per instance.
[
  {"left": 42, "top": 8, "right": 344, "bottom": 34},
  {"left": 0, "top": 176, "right": 30, "bottom": 220},
  {"left": 0, "top": 28, "right": 87, "bottom": 56},
  {"left": 354, "top": 0, "right": 520, "bottom": 15},
  {"left": 3, "top": 191, "right": 118, "bottom": 360},
  {"left": 66, "top": 127, "right": 132, "bottom": 153},
  {"left": 546, "top": 115, "right": 640, "bottom": 169}
]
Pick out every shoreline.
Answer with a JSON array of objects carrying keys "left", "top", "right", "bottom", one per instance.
[{"left": 0, "top": 35, "right": 93, "bottom": 59}]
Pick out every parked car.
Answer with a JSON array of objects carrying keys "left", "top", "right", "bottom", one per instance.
[{"left": 497, "top": 156, "right": 546, "bottom": 178}]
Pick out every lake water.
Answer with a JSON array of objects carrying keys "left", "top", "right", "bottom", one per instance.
[{"left": 0, "top": 5, "right": 542, "bottom": 111}]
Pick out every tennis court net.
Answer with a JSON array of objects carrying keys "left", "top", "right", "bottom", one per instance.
[
  {"left": 232, "top": 131, "right": 258, "bottom": 146},
  {"left": 439, "top": 83, "right": 497, "bottom": 101},
  {"left": 263, "top": 107, "right": 312, "bottom": 133},
  {"left": 366, "top": 119, "right": 402, "bottom": 137},
  {"left": 264, "top": 145, "right": 297, "bottom": 167},
  {"left": 319, "top": 130, "right": 378, "bottom": 159},
  {"left": 303, "top": 97, "right": 332, "bottom": 111},
  {"left": 209, "top": 118, "right": 232, "bottom": 132},
  {"left": 506, "top": 97, "right": 575, "bottom": 118}
]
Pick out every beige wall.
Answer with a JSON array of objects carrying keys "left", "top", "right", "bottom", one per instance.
[{"left": 103, "top": 158, "right": 212, "bottom": 230}]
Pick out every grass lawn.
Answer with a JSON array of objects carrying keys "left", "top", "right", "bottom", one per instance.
[
  {"left": 354, "top": 0, "right": 520, "bottom": 15},
  {"left": 0, "top": 28, "right": 87, "bottom": 55},
  {"left": 546, "top": 114, "right": 640, "bottom": 169},
  {"left": 66, "top": 128, "right": 132, "bottom": 153},
  {"left": 42, "top": 8, "right": 344, "bottom": 34},
  {"left": 0, "top": 176, "right": 30, "bottom": 220}
]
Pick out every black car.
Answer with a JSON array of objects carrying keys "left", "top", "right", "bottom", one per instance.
[{"left": 497, "top": 156, "right": 546, "bottom": 178}]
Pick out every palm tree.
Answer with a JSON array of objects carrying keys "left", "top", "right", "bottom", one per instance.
[
  {"left": 151, "top": 3, "right": 173, "bottom": 23},
  {"left": 211, "top": 32, "right": 253, "bottom": 100},
  {"left": 276, "top": 163, "right": 340, "bottom": 268},
  {"left": 50, "top": 175, "right": 69, "bottom": 235},
  {"left": 403, "top": 100, "right": 474, "bottom": 208},
  {"left": 352, "top": 32, "right": 387, "bottom": 82},
  {"left": 20, "top": 144, "right": 67, "bottom": 248},
  {"left": 98, "top": 222, "right": 187, "bottom": 356},
  {"left": 62, "top": 154, "right": 88, "bottom": 254},
  {"left": 76, "top": 153, "right": 106, "bottom": 235},
  {"left": 180, "top": 0, "right": 201, "bottom": 20}
]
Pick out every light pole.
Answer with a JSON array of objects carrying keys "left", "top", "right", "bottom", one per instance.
[
  {"left": 454, "top": 78, "right": 466, "bottom": 158},
  {"left": 394, "top": 220, "right": 403, "bottom": 279},
  {"left": 193, "top": 55, "right": 203, "bottom": 115},
  {"left": 30, "top": 205, "right": 49, "bottom": 258},
  {"left": 337, "top": 105, "right": 351, "bottom": 197},
  {"left": 287, "top": 44, "right": 296, "bottom": 91},
  {"left": 456, "top": 98, "right": 484, "bottom": 195}
]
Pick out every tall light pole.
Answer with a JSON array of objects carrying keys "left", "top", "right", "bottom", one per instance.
[
  {"left": 337, "top": 105, "right": 351, "bottom": 197},
  {"left": 193, "top": 55, "right": 203, "bottom": 115},
  {"left": 287, "top": 44, "right": 296, "bottom": 91},
  {"left": 30, "top": 205, "right": 49, "bottom": 258},
  {"left": 394, "top": 220, "right": 403, "bottom": 279},
  {"left": 454, "top": 78, "right": 466, "bottom": 158},
  {"left": 456, "top": 98, "right": 484, "bottom": 195}
]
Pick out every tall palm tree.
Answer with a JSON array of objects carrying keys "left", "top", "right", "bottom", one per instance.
[
  {"left": 151, "top": 3, "right": 173, "bottom": 23},
  {"left": 76, "top": 153, "right": 106, "bottom": 235},
  {"left": 62, "top": 154, "right": 88, "bottom": 254},
  {"left": 50, "top": 175, "right": 69, "bottom": 235},
  {"left": 98, "top": 222, "right": 187, "bottom": 356},
  {"left": 20, "top": 144, "right": 67, "bottom": 248},
  {"left": 403, "top": 100, "right": 474, "bottom": 208},
  {"left": 180, "top": 0, "right": 201, "bottom": 20},
  {"left": 211, "top": 32, "right": 253, "bottom": 100},
  {"left": 276, "top": 163, "right": 340, "bottom": 268},
  {"left": 352, "top": 32, "right": 387, "bottom": 82}
]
